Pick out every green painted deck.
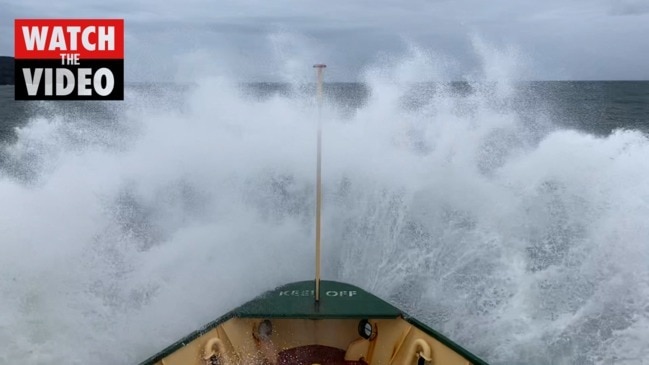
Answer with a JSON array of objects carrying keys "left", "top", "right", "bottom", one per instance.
[{"left": 233, "top": 280, "right": 402, "bottom": 319}]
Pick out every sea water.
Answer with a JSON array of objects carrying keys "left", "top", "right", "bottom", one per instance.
[{"left": 1, "top": 50, "right": 648, "bottom": 364}]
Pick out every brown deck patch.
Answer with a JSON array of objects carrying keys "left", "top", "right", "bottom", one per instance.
[{"left": 278, "top": 345, "right": 367, "bottom": 365}]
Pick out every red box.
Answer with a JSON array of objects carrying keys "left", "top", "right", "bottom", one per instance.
[{"left": 15, "top": 19, "right": 124, "bottom": 60}]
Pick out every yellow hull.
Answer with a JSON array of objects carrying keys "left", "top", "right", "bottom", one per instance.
[{"left": 151, "top": 317, "right": 476, "bottom": 365}]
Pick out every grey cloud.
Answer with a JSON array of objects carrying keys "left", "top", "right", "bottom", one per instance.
[
  {"left": 610, "top": 0, "right": 649, "bottom": 15},
  {"left": 1, "top": 0, "right": 648, "bottom": 80}
]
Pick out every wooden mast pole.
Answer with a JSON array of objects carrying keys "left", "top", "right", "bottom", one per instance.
[{"left": 313, "top": 64, "right": 326, "bottom": 303}]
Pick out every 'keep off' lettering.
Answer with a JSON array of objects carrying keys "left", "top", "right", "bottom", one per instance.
[{"left": 279, "top": 290, "right": 358, "bottom": 297}]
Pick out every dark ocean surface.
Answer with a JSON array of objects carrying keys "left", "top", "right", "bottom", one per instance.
[{"left": 1, "top": 82, "right": 649, "bottom": 143}]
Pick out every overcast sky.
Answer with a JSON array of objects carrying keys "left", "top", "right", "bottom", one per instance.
[{"left": 2, "top": 0, "right": 648, "bottom": 81}]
